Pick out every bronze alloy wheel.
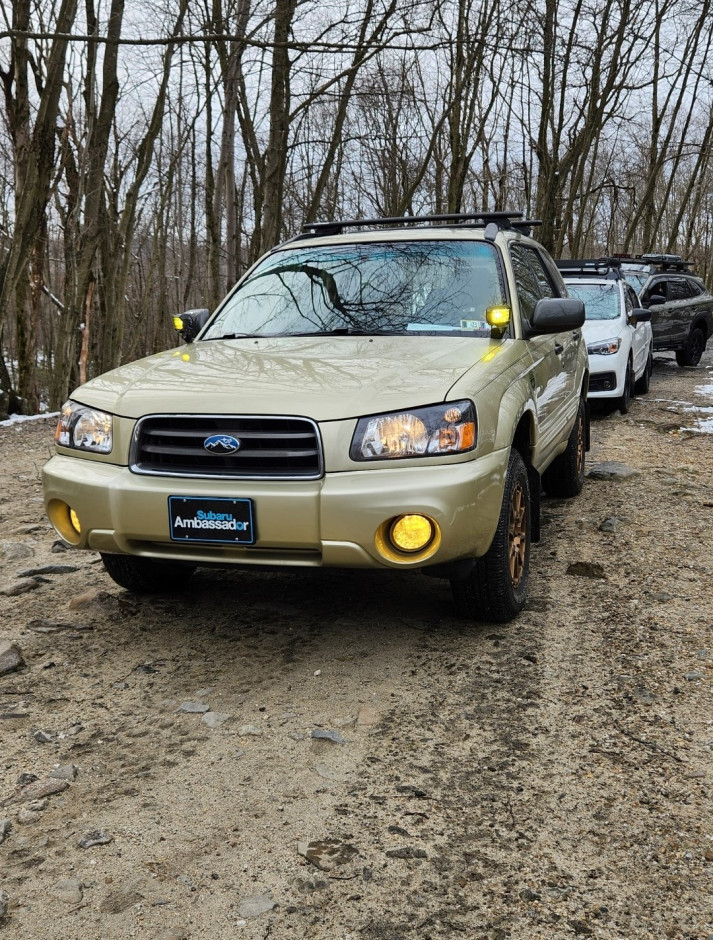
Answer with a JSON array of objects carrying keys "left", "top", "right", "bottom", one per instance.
[
  {"left": 575, "top": 412, "right": 585, "bottom": 475},
  {"left": 508, "top": 481, "right": 527, "bottom": 586}
]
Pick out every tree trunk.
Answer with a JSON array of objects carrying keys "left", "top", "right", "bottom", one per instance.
[{"left": 259, "top": 0, "right": 298, "bottom": 255}]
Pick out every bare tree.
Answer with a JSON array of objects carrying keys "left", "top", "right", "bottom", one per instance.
[{"left": 0, "top": 0, "right": 78, "bottom": 412}]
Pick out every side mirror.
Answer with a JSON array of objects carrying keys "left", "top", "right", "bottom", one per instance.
[
  {"left": 645, "top": 293, "right": 666, "bottom": 308},
  {"left": 630, "top": 307, "right": 652, "bottom": 323},
  {"left": 173, "top": 308, "right": 210, "bottom": 343},
  {"left": 527, "top": 297, "right": 585, "bottom": 335}
]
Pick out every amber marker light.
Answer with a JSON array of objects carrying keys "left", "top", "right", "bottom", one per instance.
[
  {"left": 173, "top": 316, "right": 184, "bottom": 331},
  {"left": 486, "top": 306, "right": 511, "bottom": 327},
  {"left": 390, "top": 514, "right": 434, "bottom": 553}
]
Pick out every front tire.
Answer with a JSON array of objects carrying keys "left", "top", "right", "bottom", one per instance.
[
  {"left": 450, "top": 449, "right": 530, "bottom": 623},
  {"left": 541, "top": 397, "right": 586, "bottom": 497},
  {"left": 635, "top": 346, "right": 653, "bottom": 394},
  {"left": 618, "top": 358, "right": 634, "bottom": 414},
  {"left": 675, "top": 327, "right": 705, "bottom": 367},
  {"left": 100, "top": 554, "right": 196, "bottom": 593}
]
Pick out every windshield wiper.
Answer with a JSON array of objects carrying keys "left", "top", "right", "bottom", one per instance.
[
  {"left": 205, "top": 327, "right": 403, "bottom": 340},
  {"left": 203, "top": 332, "right": 260, "bottom": 340},
  {"left": 283, "top": 327, "right": 403, "bottom": 337}
]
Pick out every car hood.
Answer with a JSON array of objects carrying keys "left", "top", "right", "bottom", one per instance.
[
  {"left": 72, "top": 335, "right": 503, "bottom": 421},
  {"left": 582, "top": 319, "right": 625, "bottom": 344}
]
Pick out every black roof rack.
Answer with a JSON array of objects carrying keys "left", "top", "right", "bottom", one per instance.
[
  {"left": 612, "top": 252, "right": 693, "bottom": 272},
  {"left": 639, "top": 253, "right": 692, "bottom": 271},
  {"left": 512, "top": 219, "right": 543, "bottom": 236},
  {"left": 556, "top": 258, "right": 622, "bottom": 280},
  {"left": 298, "top": 212, "right": 543, "bottom": 238}
]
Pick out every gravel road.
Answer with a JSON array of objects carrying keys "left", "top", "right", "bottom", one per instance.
[{"left": 1, "top": 350, "right": 712, "bottom": 940}]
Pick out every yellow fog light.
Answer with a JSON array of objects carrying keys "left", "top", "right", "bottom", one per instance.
[
  {"left": 390, "top": 514, "right": 434, "bottom": 553},
  {"left": 47, "top": 499, "right": 82, "bottom": 546},
  {"left": 486, "top": 305, "right": 511, "bottom": 328}
]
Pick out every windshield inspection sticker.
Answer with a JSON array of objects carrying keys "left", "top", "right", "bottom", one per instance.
[{"left": 169, "top": 496, "right": 255, "bottom": 544}]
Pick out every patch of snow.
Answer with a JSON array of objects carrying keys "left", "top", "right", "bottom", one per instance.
[
  {"left": 681, "top": 418, "right": 713, "bottom": 434},
  {"left": 0, "top": 412, "right": 59, "bottom": 428}
]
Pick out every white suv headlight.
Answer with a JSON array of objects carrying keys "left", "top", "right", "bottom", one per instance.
[
  {"left": 350, "top": 401, "right": 476, "bottom": 461},
  {"left": 587, "top": 337, "right": 621, "bottom": 356},
  {"left": 55, "top": 401, "right": 113, "bottom": 454}
]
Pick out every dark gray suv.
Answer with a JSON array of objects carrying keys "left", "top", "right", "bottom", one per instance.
[{"left": 618, "top": 254, "right": 713, "bottom": 367}]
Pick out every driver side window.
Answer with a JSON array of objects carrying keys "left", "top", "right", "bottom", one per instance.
[
  {"left": 644, "top": 280, "right": 667, "bottom": 304},
  {"left": 509, "top": 244, "right": 554, "bottom": 318}
]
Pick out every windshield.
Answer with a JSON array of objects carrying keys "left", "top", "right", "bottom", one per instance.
[
  {"left": 202, "top": 241, "right": 507, "bottom": 339},
  {"left": 565, "top": 282, "right": 621, "bottom": 321}
]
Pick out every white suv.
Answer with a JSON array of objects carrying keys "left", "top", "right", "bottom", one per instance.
[{"left": 558, "top": 260, "right": 653, "bottom": 414}]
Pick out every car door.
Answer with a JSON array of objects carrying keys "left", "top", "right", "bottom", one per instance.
[
  {"left": 641, "top": 276, "right": 665, "bottom": 347},
  {"left": 509, "top": 243, "right": 572, "bottom": 459},
  {"left": 666, "top": 277, "right": 698, "bottom": 346},
  {"left": 642, "top": 276, "right": 686, "bottom": 348},
  {"left": 625, "top": 283, "right": 649, "bottom": 376},
  {"left": 685, "top": 276, "right": 713, "bottom": 326}
]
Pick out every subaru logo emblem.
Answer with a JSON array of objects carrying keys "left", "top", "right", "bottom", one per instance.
[{"left": 204, "top": 434, "right": 241, "bottom": 455}]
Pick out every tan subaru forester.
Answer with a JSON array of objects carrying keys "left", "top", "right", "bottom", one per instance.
[{"left": 43, "top": 212, "right": 589, "bottom": 622}]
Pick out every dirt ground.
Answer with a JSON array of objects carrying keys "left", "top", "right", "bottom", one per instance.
[{"left": 1, "top": 350, "right": 712, "bottom": 940}]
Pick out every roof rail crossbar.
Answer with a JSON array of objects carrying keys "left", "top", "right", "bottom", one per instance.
[
  {"left": 512, "top": 219, "right": 543, "bottom": 235},
  {"left": 300, "top": 211, "right": 529, "bottom": 236}
]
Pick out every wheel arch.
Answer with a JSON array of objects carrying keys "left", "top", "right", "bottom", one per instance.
[{"left": 691, "top": 316, "right": 710, "bottom": 341}]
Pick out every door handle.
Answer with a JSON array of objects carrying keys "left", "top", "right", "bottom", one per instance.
[
  {"left": 572, "top": 330, "right": 580, "bottom": 339},
  {"left": 554, "top": 342, "right": 564, "bottom": 355}
]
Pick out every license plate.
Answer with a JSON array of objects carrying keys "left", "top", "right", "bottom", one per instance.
[{"left": 168, "top": 496, "right": 255, "bottom": 544}]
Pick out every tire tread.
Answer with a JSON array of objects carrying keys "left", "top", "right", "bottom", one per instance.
[{"left": 451, "top": 449, "right": 530, "bottom": 623}]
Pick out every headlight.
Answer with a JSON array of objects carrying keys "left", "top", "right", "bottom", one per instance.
[
  {"left": 55, "top": 401, "right": 113, "bottom": 454},
  {"left": 350, "top": 401, "right": 476, "bottom": 461},
  {"left": 587, "top": 337, "right": 621, "bottom": 356}
]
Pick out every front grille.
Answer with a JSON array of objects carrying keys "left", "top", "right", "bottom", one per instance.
[
  {"left": 589, "top": 371, "right": 617, "bottom": 392},
  {"left": 131, "top": 415, "right": 323, "bottom": 479}
]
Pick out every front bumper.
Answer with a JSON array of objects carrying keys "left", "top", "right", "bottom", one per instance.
[
  {"left": 587, "top": 351, "right": 626, "bottom": 398},
  {"left": 42, "top": 450, "right": 508, "bottom": 570}
]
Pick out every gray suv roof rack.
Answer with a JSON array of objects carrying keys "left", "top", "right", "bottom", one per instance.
[
  {"left": 556, "top": 258, "right": 622, "bottom": 280},
  {"left": 298, "top": 212, "right": 543, "bottom": 238}
]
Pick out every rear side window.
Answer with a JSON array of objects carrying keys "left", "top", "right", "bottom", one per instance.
[
  {"left": 686, "top": 278, "right": 704, "bottom": 297},
  {"left": 668, "top": 278, "right": 692, "bottom": 301}
]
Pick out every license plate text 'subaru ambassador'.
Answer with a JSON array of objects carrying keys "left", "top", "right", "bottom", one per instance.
[{"left": 168, "top": 496, "right": 255, "bottom": 544}]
